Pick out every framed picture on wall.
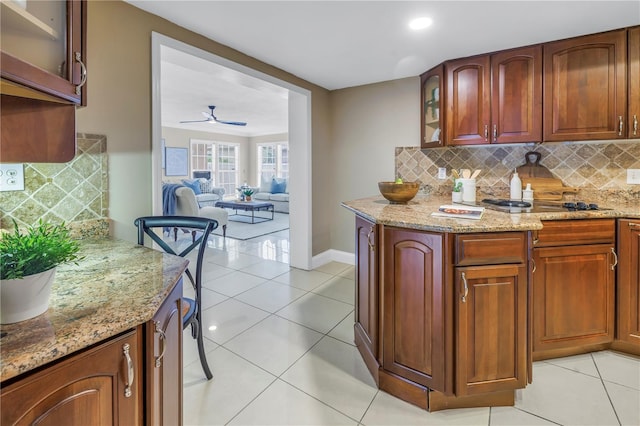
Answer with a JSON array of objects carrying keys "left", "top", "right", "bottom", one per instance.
[{"left": 165, "top": 147, "right": 188, "bottom": 176}]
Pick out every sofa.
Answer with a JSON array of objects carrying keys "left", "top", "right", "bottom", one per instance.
[
  {"left": 251, "top": 177, "right": 289, "bottom": 213},
  {"left": 177, "top": 178, "right": 225, "bottom": 207}
]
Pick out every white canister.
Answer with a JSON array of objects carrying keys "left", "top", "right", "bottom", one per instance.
[{"left": 459, "top": 178, "right": 476, "bottom": 203}]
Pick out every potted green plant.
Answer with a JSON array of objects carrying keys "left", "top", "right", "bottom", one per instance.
[
  {"left": 242, "top": 188, "right": 254, "bottom": 201},
  {"left": 452, "top": 180, "right": 463, "bottom": 203},
  {"left": 0, "top": 220, "right": 83, "bottom": 324}
]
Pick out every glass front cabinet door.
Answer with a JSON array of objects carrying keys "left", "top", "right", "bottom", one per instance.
[{"left": 421, "top": 65, "right": 443, "bottom": 148}]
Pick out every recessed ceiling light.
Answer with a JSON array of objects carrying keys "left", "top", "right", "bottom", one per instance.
[{"left": 409, "top": 17, "right": 433, "bottom": 30}]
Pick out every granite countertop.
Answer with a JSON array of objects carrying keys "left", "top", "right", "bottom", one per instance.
[
  {"left": 342, "top": 195, "right": 640, "bottom": 232},
  {"left": 0, "top": 238, "right": 189, "bottom": 382}
]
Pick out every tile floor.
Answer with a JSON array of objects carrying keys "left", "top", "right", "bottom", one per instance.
[{"left": 174, "top": 230, "right": 640, "bottom": 426}]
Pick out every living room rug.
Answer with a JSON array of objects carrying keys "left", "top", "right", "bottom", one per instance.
[{"left": 211, "top": 212, "right": 289, "bottom": 240}]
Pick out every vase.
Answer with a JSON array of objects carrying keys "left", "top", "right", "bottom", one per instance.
[
  {"left": 1, "top": 268, "right": 56, "bottom": 324},
  {"left": 245, "top": 196, "right": 252, "bottom": 202}
]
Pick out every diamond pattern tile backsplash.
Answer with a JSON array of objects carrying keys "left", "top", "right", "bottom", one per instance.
[
  {"left": 396, "top": 140, "right": 640, "bottom": 203},
  {"left": 0, "top": 134, "right": 108, "bottom": 229}
]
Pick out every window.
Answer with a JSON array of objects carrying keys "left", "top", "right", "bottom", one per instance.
[
  {"left": 257, "top": 143, "right": 289, "bottom": 185},
  {"left": 191, "top": 140, "right": 239, "bottom": 196}
]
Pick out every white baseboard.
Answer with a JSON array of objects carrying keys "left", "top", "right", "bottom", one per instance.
[{"left": 311, "top": 249, "right": 355, "bottom": 269}]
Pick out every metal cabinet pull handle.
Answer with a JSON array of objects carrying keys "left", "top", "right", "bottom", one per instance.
[
  {"left": 493, "top": 124, "right": 497, "bottom": 142},
  {"left": 484, "top": 125, "right": 489, "bottom": 142},
  {"left": 633, "top": 114, "right": 638, "bottom": 136},
  {"left": 610, "top": 247, "right": 618, "bottom": 271},
  {"left": 629, "top": 222, "right": 640, "bottom": 230},
  {"left": 74, "top": 52, "right": 87, "bottom": 96},
  {"left": 461, "top": 272, "right": 469, "bottom": 303},
  {"left": 155, "top": 321, "right": 167, "bottom": 368},
  {"left": 618, "top": 116, "right": 624, "bottom": 136},
  {"left": 123, "top": 343, "right": 134, "bottom": 398},
  {"left": 531, "top": 258, "right": 536, "bottom": 274},
  {"left": 366, "top": 227, "right": 375, "bottom": 251}
]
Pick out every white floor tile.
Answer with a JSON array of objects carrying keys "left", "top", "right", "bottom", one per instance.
[
  {"left": 276, "top": 292, "right": 353, "bottom": 334},
  {"left": 328, "top": 310, "right": 355, "bottom": 346},
  {"left": 516, "top": 362, "right": 619, "bottom": 425},
  {"left": 603, "top": 380, "right": 640, "bottom": 426},
  {"left": 225, "top": 315, "right": 323, "bottom": 376},
  {"left": 206, "top": 250, "right": 264, "bottom": 270},
  {"left": 489, "top": 407, "right": 556, "bottom": 425},
  {"left": 312, "top": 275, "right": 355, "bottom": 305},
  {"left": 200, "top": 263, "right": 235, "bottom": 283},
  {"left": 281, "top": 336, "right": 378, "bottom": 420},
  {"left": 229, "top": 379, "right": 357, "bottom": 425},
  {"left": 313, "top": 261, "right": 353, "bottom": 276},
  {"left": 592, "top": 350, "right": 640, "bottom": 390},
  {"left": 182, "top": 328, "right": 218, "bottom": 369},
  {"left": 199, "top": 287, "right": 229, "bottom": 310},
  {"left": 543, "top": 352, "right": 600, "bottom": 378},
  {"left": 273, "top": 268, "right": 334, "bottom": 291},
  {"left": 183, "top": 347, "right": 275, "bottom": 425},
  {"left": 234, "top": 280, "right": 307, "bottom": 313},
  {"left": 202, "top": 270, "right": 267, "bottom": 297},
  {"left": 239, "top": 258, "right": 291, "bottom": 280},
  {"left": 201, "top": 298, "right": 270, "bottom": 344},
  {"left": 361, "top": 391, "right": 489, "bottom": 425},
  {"left": 339, "top": 265, "right": 355, "bottom": 280}
]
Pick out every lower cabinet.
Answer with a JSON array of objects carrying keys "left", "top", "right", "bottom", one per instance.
[
  {"left": 532, "top": 220, "right": 616, "bottom": 359},
  {"left": 615, "top": 219, "right": 640, "bottom": 353},
  {"left": 1, "top": 279, "right": 183, "bottom": 425},
  {"left": 1, "top": 330, "right": 143, "bottom": 425}
]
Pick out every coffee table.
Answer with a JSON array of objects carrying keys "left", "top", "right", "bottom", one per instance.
[{"left": 215, "top": 200, "right": 275, "bottom": 224}]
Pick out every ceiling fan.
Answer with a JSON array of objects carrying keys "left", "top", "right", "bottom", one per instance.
[{"left": 180, "top": 105, "right": 247, "bottom": 126}]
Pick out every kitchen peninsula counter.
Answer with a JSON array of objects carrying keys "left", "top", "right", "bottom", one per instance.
[
  {"left": 0, "top": 238, "right": 188, "bottom": 382},
  {"left": 342, "top": 195, "right": 640, "bottom": 230}
]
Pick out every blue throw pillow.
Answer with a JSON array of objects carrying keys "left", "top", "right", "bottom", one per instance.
[
  {"left": 270, "top": 177, "right": 287, "bottom": 194},
  {"left": 182, "top": 179, "right": 202, "bottom": 195}
]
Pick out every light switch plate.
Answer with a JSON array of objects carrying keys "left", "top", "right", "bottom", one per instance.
[
  {"left": 437, "top": 167, "right": 447, "bottom": 180},
  {"left": 0, "top": 163, "right": 25, "bottom": 192},
  {"left": 627, "top": 169, "right": 640, "bottom": 185}
]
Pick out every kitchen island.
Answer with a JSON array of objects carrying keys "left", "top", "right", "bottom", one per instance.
[
  {"left": 343, "top": 194, "right": 640, "bottom": 412},
  {"left": 0, "top": 237, "right": 188, "bottom": 425}
]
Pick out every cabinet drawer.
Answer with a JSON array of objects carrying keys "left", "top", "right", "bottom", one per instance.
[
  {"left": 534, "top": 219, "right": 615, "bottom": 247},
  {"left": 455, "top": 232, "right": 527, "bottom": 266}
]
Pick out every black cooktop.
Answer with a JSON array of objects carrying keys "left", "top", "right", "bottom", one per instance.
[{"left": 467, "top": 199, "right": 610, "bottom": 213}]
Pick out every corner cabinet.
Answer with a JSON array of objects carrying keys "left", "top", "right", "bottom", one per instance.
[
  {"left": 614, "top": 219, "right": 640, "bottom": 354},
  {"left": 543, "top": 29, "right": 627, "bottom": 141},
  {"left": 353, "top": 219, "right": 531, "bottom": 411}
]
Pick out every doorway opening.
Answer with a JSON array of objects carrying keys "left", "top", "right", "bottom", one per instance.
[{"left": 151, "top": 33, "right": 312, "bottom": 269}]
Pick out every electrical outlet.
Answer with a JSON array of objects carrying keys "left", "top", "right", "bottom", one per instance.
[
  {"left": 0, "top": 164, "right": 25, "bottom": 192},
  {"left": 627, "top": 169, "right": 640, "bottom": 184},
  {"left": 437, "top": 167, "right": 447, "bottom": 180}
]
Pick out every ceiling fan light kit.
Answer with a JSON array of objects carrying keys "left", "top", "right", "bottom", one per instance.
[{"left": 180, "top": 105, "right": 247, "bottom": 126}]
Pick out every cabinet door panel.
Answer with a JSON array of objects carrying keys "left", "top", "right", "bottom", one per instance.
[
  {"left": 456, "top": 265, "right": 527, "bottom": 396},
  {"left": 355, "top": 216, "right": 378, "bottom": 358},
  {"left": 616, "top": 220, "right": 640, "bottom": 348},
  {"left": 383, "top": 228, "right": 445, "bottom": 391},
  {"left": 629, "top": 27, "right": 640, "bottom": 138},
  {"left": 533, "top": 244, "right": 615, "bottom": 355},
  {"left": 446, "top": 56, "right": 491, "bottom": 145},
  {"left": 491, "top": 46, "right": 542, "bottom": 144},
  {"left": 543, "top": 30, "right": 627, "bottom": 141}
]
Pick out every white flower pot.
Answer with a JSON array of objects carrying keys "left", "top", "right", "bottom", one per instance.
[
  {"left": 452, "top": 192, "right": 463, "bottom": 203},
  {"left": 1, "top": 268, "right": 56, "bottom": 324}
]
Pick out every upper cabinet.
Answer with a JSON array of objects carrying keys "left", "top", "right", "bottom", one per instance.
[
  {"left": 543, "top": 29, "right": 627, "bottom": 141},
  {"left": 1, "top": 0, "right": 87, "bottom": 105},
  {"left": 443, "top": 46, "right": 542, "bottom": 146},
  {"left": 421, "top": 65, "right": 444, "bottom": 148},
  {"left": 628, "top": 26, "right": 639, "bottom": 138}
]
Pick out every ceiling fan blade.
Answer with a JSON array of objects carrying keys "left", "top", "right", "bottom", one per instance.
[
  {"left": 213, "top": 118, "right": 247, "bottom": 126},
  {"left": 180, "top": 119, "right": 211, "bottom": 123}
]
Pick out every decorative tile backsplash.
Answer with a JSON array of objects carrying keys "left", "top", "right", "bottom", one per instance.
[
  {"left": 396, "top": 140, "right": 640, "bottom": 203},
  {"left": 0, "top": 134, "right": 109, "bottom": 233}
]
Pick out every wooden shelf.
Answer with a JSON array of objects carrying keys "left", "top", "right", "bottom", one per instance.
[{"left": 1, "top": 1, "right": 59, "bottom": 40}]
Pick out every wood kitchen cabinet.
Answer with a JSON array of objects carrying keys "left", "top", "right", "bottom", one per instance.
[
  {"left": 454, "top": 233, "right": 528, "bottom": 397},
  {"left": 421, "top": 65, "right": 444, "bottom": 148},
  {"left": 532, "top": 220, "right": 617, "bottom": 360},
  {"left": 381, "top": 227, "right": 446, "bottom": 393},
  {"left": 146, "top": 279, "right": 183, "bottom": 426},
  {"left": 543, "top": 29, "right": 627, "bottom": 141},
  {"left": 614, "top": 219, "right": 640, "bottom": 355},
  {"left": 354, "top": 215, "right": 380, "bottom": 380},
  {"left": 445, "top": 46, "right": 542, "bottom": 146},
  {"left": 628, "top": 26, "right": 640, "bottom": 138},
  {"left": 1, "top": 329, "right": 143, "bottom": 425}
]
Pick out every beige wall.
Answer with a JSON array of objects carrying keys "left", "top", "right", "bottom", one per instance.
[
  {"left": 329, "top": 77, "right": 421, "bottom": 253},
  {"left": 75, "top": 1, "right": 331, "bottom": 249}
]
